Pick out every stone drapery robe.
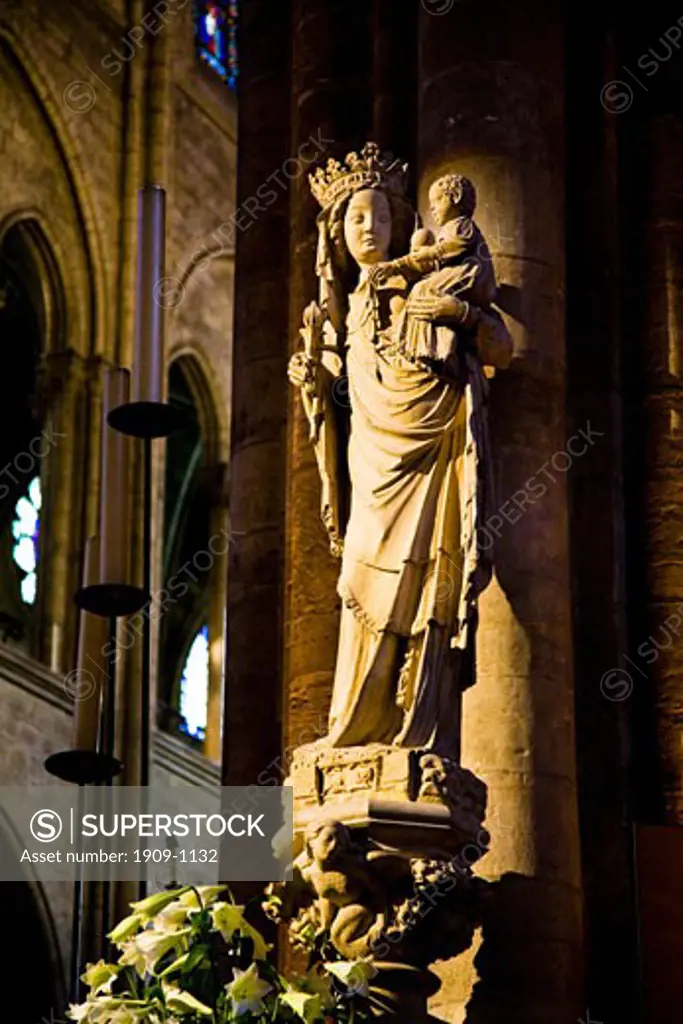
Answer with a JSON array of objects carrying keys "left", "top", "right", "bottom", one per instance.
[{"left": 307, "top": 274, "right": 503, "bottom": 756}]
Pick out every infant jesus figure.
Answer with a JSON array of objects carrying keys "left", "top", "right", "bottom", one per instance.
[{"left": 371, "top": 172, "right": 499, "bottom": 366}]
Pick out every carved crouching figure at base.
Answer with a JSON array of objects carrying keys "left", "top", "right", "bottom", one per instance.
[
  {"left": 267, "top": 821, "right": 413, "bottom": 960},
  {"left": 265, "top": 818, "right": 484, "bottom": 972}
]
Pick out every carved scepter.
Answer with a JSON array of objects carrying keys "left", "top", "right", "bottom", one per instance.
[{"left": 299, "top": 301, "right": 326, "bottom": 443}]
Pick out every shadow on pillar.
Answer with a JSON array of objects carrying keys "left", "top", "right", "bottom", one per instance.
[
  {"left": 464, "top": 873, "right": 582, "bottom": 1024},
  {"left": 495, "top": 284, "right": 526, "bottom": 327}
]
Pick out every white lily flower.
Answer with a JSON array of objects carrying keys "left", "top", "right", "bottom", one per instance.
[
  {"left": 291, "top": 968, "right": 335, "bottom": 1010},
  {"left": 161, "top": 982, "right": 213, "bottom": 1017},
  {"left": 108, "top": 914, "right": 144, "bottom": 947},
  {"left": 99, "top": 1008, "right": 143, "bottom": 1024},
  {"left": 211, "top": 902, "right": 269, "bottom": 959},
  {"left": 134, "top": 927, "right": 191, "bottom": 975},
  {"left": 279, "top": 990, "right": 324, "bottom": 1023},
  {"left": 81, "top": 961, "right": 120, "bottom": 995},
  {"left": 66, "top": 1004, "right": 92, "bottom": 1022},
  {"left": 117, "top": 941, "right": 147, "bottom": 979},
  {"left": 178, "top": 886, "right": 225, "bottom": 911},
  {"left": 68, "top": 999, "right": 122, "bottom": 1023},
  {"left": 129, "top": 889, "right": 187, "bottom": 922},
  {"left": 153, "top": 900, "right": 190, "bottom": 933},
  {"left": 225, "top": 963, "right": 272, "bottom": 1016},
  {"left": 324, "top": 959, "right": 377, "bottom": 997},
  {"left": 89, "top": 999, "right": 151, "bottom": 1024}
]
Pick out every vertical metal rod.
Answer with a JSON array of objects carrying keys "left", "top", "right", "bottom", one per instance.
[
  {"left": 106, "top": 614, "right": 117, "bottom": 767},
  {"left": 100, "top": 614, "right": 118, "bottom": 956},
  {"left": 69, "top": 785, "right": 86, "bottom": 1003},
  {"left": 141, "top": 435, "right": 152, "bottom": 788},
  {"left": 139, "top": 435, "right": 153, "bottom": 898}
]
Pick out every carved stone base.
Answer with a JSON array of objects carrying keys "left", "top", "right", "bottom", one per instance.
[
  {"left": 266, "top": 743, "right": 490, "bottom": 1019},
  {"left": 288, "top": 742, "right": 488, "bottom": 859}
]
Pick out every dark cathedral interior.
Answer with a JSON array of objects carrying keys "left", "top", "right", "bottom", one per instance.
[{"left": 1, "top": 1, "right": 683, "bottom": 1022}]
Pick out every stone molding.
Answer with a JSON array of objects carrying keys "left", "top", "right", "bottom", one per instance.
[
  {"left": 0, "top": 643, "right": 221, "bottom": 789},
  {"left": 0, "top": 641, "right": 72, "bottom": 714}
]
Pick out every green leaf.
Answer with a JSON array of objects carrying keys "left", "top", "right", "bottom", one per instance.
[
  {"left": 183, "top": 945, "right": 211, "bottom": 973},
  {"left": 158, "top": 951, "right": 193, "bottom": 978},
  {"left": 162, "top": 982, "right": 213, "bottom": 1017}
]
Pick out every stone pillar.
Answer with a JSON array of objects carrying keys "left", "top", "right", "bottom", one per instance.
[
  {"left": 222, "top": 0, "right": 292, "bottom": 788},
  {"left": 205, "top": 464, "right": 229, "bottom": 764},
  {"left": 642, "top": 147, "right": 683, "bottom": 825},
  {"left": 622, "top": 22, "right": 683, "bottom": 826},
  {"left": 372, "top": 0, "right": 417, "bottom": 175},
  {"left": 285, "top": 0, "right": 374, "bottom": 755},
  {"left": 417, "top": 3, "right": 583, "bottom": 1020},
  {"left": 565, "top": 6, "right": 640, "bottom": 1020}
]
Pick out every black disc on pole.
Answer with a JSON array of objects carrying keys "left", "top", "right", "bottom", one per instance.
[
  {"left": 108, "top": 400, "right": 188, "bottom": 439},
  {"left": 44, "top": 749, "right": 123, "bottom": 786},
  {"left": 75, "top": 582, "right": 149, "bottom": 617}
]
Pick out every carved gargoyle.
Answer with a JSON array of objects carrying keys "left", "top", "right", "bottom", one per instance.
[
  {"left": 265, "top": 820, "right": 413, "bottom": 960},
  {"left": 265, "top": 819, "right": 489, "bottom": 969}
]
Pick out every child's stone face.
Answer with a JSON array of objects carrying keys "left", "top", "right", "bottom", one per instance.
[{"left": 429, "top": 183, "right": 454, "bottom": 228}]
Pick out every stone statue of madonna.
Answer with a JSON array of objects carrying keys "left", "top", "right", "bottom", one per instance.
[{"left": 288, "top": 144, "right": 512, "bottom": 759}]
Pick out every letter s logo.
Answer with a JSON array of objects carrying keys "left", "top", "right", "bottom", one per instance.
[{"left": 30, "top": 810, "right": 63, "bottom": 843}]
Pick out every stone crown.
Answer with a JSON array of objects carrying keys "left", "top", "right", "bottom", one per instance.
[{"left": 309, "top": 142, "right": 408, "bottom": 208}]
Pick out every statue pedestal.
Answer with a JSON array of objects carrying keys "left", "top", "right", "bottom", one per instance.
[
  {"left": 268, "top": 743, "right": 490, "bottom": 1021},
  {"left": 288, "top": 742, "right": 488, "bottom": 859}
]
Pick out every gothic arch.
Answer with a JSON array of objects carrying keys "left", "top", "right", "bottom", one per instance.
[
  {"left": 0, "top": 215, "right": 66, "bottom": 357},
  {"left": 167, "top": 347, "right": 230, "bottom": 466},
  {"left": 0, "top": 223, "right": 56, "bottom": 641},
  {"left": 0, "top": 23, "right": 110, "bottom": 359},
  {"left": 0, "top": 28, "right": 116, "bottom": 670},
  {"left": 158, "top": 352, "right": 228, "bottom": 759}
]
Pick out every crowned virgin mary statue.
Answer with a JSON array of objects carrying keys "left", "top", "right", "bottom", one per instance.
[{"left": 288, "top": 144, "right": 512, "bottom": 760}]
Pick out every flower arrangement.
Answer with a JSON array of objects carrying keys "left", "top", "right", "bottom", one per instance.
[{"left": 67, "top": 886, "right": 376, "bottom": 1024}]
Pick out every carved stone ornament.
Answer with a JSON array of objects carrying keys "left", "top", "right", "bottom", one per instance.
[{"left": 288, "top": 744, "right": 488, "bottom": 859}]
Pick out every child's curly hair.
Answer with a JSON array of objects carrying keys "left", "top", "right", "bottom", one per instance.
[{"left": 431, "top": 173, "right": 477, "bottom": 218}]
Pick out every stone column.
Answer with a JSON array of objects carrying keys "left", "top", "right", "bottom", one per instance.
[
  {"left": 372, "top": 0, "right": 417, "bottom": 174},
  {"left": 565, "top": 7, "right": 640, "bottom": 1020},
  {"left": 622, "top": 28, "right": 683, "bottom": 826},
  {"left": 417, "top": 3, "right": 583, "bottom": 1020},
  {"left": 285, "top": 0, "right": 374, "bottom": 755},
  {"left": 222, "top": 0, "right": 292, "bottom": 788},
  {"left": 205, "top": 464, "right": 229, "bottom": 764}
]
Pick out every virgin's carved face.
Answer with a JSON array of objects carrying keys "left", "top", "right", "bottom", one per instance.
[{"left": 343, "top": 188, "right": 392, "bottom": 266}]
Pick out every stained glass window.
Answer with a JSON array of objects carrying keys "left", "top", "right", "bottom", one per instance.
[
  {"left": 12, "top": 476, "right": 41, "bottom": 605},
  {"left": 195, "top": 2, "right": 238, "bottom": 88},
  {"left": 179, "top": 624, "right": 210, "bottom": 742}
]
